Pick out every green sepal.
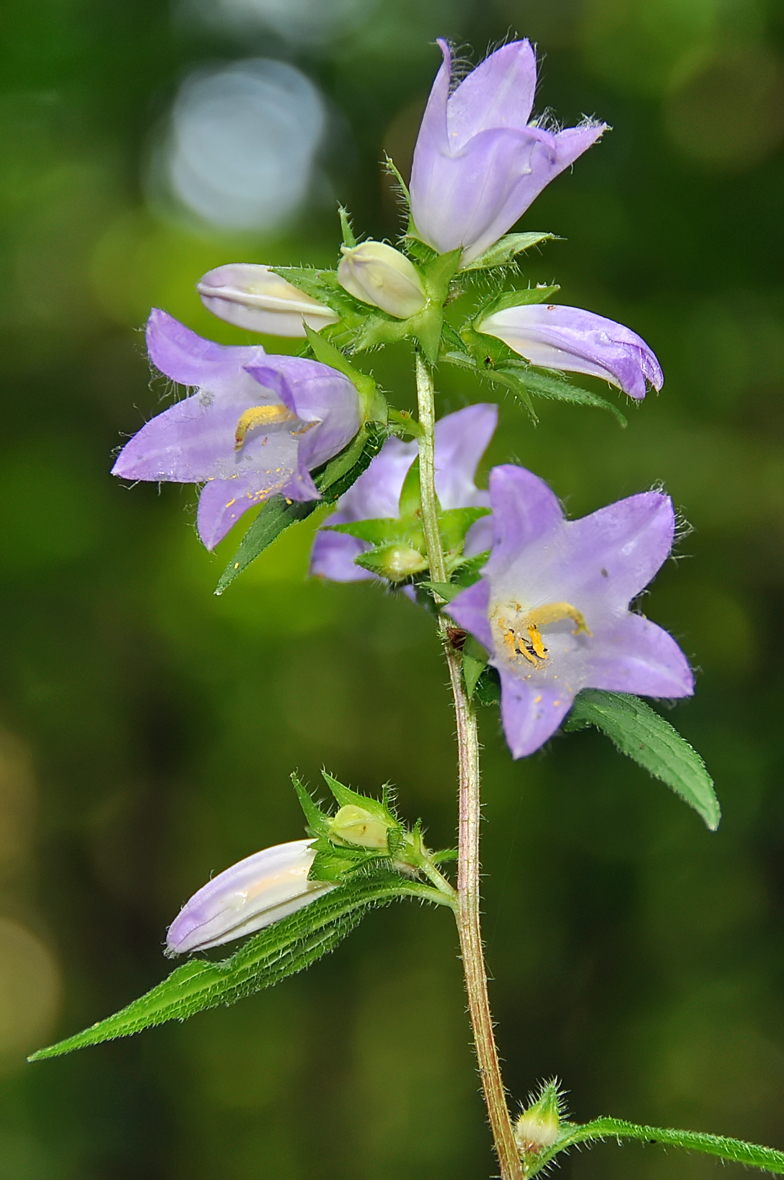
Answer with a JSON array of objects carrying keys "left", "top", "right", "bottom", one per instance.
[
  {"left": 302, "top": 323, "right": 382, "bottom": 417},
  {"left": 429, "top": 848, "right": 458, "bottom": 863},
  {"left": 564, "top": 689, "right": 720, "bottom": 830},
  {"left": 473, "top": 284, "right": 560, "bottom": 321},
  {"left": 290, "top": 772, "right": 330, "bottom": 837},
  {"left": 308, "top": 838, "right": 386, "bottom": 882},
  {"left": 338, "top": 205, "right": 357, "bottom": 248},
  {"left": 383, "top": 155, "right": 411, "bottom": 207},
  {"left": 459, "top": 232, "right": 556, "bottom": 272},
  {"left": 398, "top": 455, "right": 422, "bottom": 516},
  {"left": 215, "top": 422, "right": 389, "bottom": 595},
  {"left": 418, "top": 581, "right": 465, "bottom": 604},
  {"left": 330, "top": 516, "right": 424, "bottom": 550},
  {"left": 439, "top": 506, "right": 489, "bottom": 554},
  {"left": 402, "top": 236, "right": 438, "bottom": 265},
  {"left": 505, "top": 365, "right": 628, "bottom": 427},
  {"left": 320, "top": 770, "right": 397, "bottom": 824},
  {"left": 462, "top": 635, "right": 489, "bottom": 698},
  {"left": 270, "top": 266, "right": 362, "bottom": 322},
  {"left": 474, "top": 666, "right": 501, "bottom": 707},
  {"left": 28, "top": 872, "right": 443, "bottom": 1062}
]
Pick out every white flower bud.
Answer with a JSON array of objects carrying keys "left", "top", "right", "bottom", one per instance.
[
  {"left": 165, "top": 838, "right": 334, "bottom": 955},
  {"left": 328, "top": 805, "right": 392, "bottom": 849},
  {"left": 337, "top": 242, "right": 426, "bottom": 319},
  {"left": 197, "top": 263, "right": 339, "bottom": 337}
]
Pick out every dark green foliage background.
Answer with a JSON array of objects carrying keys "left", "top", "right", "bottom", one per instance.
[{"left": 2, "top": 0, "right": 784, "bottom": 1176}]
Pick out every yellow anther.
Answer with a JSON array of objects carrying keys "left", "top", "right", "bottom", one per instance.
[
  {"left": 525, "top": 602, "right": 592, "bottom": 636},
  {"left": 527, "top": 625, "right": 548, "bottom": 659},
  {"left": 234, "top": 404, "right": 297, "bottom": 450}
]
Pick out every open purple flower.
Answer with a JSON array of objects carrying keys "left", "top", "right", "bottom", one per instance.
[
  {"left": 409, "top": 40, "right": 607, "bottom": 264},
  {"left": 448, "top": 465, "right": 693, "bottom": 758},
  {"left": 478, "top": 303, "right": 663, "bottom": 399},
  {"left": 166, "top": 839, "right": 334, "bottom": 956},
  {"left": 112, "top": 310, "right": 361, "bottom": 550},
  {"left": 309, "top": 403, "right": 497, "bottom": 582}
]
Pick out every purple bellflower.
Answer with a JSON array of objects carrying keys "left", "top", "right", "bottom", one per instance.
[
  {"left": 448, "top": 465, "right": 693, "bottom": 758},
  {"left": 112, "top": 310, "right": 361, "bottom": 550},
  {"left": 478, "top": 303, "right": 663, "bottom": 399},
  {"left": 309, "top": 403, "right": 497, "bottom": 582},
  {"left": 166, "top": 838, "right": 334, "bottom": 956},
  {"left": 409, "top": 40, "right": 607, "bottom": 264}
]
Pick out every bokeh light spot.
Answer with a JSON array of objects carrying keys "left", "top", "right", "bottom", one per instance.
[
  {"left": 154, "top": 59, "right": 327, "bottom": 232},
  {"left": 0, "top": 919, "right": 61, "bottom": 1062}
]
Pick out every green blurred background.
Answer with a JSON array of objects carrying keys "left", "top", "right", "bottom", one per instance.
[{"left": 2, "top": 0, "right": 784, "bottom": 1176}]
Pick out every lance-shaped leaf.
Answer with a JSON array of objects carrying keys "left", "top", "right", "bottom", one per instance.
[
  {"left": 215, "top": 422, "right": 390, "bottom": 595},
  {"left": 29, "top": 871, "right": 446, "bottom": 1062},
  {"left": 565, "top": 689, "right": 720, "bottom": 830}
]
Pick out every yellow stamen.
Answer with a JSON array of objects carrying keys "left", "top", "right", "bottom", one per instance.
[
  {"left": 527, "top": 625, "right": 548, "bottom": 659},
  {"left": 525, "top": 602, "right": 592, "bottom": 636},
  {"left": 493, "top": 600, "right": 592, "bottom": 671},
  {"left": 234, "top": 404, "right": 297, "bottom": 451}
]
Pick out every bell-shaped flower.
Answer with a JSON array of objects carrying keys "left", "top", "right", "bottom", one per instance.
[
  {"left": 309, "top": 403, "right": 497, "bottom": 582},
  {"left": 197, "top": 263, "right": 338, "bottom": 337},
  {"left": 477, "top": 303, "right": 663, "bottom": 399},
  {"left": 111, "top": 310, "right": 361, "bottom": 550},
  {"left": 337, "top": 241, "right": 427, "bottom": 319},
  {"left": 448, "top": 465, "right": 693, "bottom": 758},
  {"left": 409, "top": 40, "right": 607, "bottom": 264},
  {"left": 166, "top": 839, "right": 334, "bottom": 955}
]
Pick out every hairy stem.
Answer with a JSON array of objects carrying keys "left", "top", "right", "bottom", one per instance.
[{"left": 415, "top": 351, "right": 522, "bottom": 1180}]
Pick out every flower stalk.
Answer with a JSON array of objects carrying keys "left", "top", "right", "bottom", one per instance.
[{"left": 414, "top": 351, "right": 522, "bottom": 1180}]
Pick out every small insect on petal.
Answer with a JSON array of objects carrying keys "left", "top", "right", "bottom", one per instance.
[{"left": 165, "top": 838, "right": 335, "bottom": 956}]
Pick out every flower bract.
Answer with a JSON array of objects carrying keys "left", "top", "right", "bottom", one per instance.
[
  {"left": 409, "top": 40, "right": 607, "bottom": 264},
  {"left": 111, "top": 310, "right": 361, "bottom": 550},
  {"left": 198, "top": 263, "right": 338, "bottom": 336},
  {"left": 309, "top": 403, "right": 497, "bottom": 582},
  {"left": 478, "top": 303, "right": 663, "bottom": 399},
  {"left": 448, "top": 465, "right": 693, "bottom": 757},
  {"left": 166, "top": 838, "right": 334, "bottom": 955}
]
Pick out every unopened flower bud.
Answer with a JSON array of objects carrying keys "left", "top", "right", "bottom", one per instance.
[
  {"left": 198, "top": 263, "right": 339, "bottom": 337},
  {"left": 165, "top": 838, "right": 334, "bottom": 956},
  {"left": 514, "top": 1081, "right": 563, "bottom": 1156},
  {"left": 328, "top": 805, "right": 391, "bottom": 849},
  {"left": 355, "top": 543, "right": 428, "bottom": 582},
  {"left": 337, "top": 242, "right": 426, "bottom": 319}
]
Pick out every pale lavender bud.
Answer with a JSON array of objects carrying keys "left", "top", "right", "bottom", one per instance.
[
  {"left": 477, "top": 303, "right": 663, "bottom": 400},
  {"left": 337, "top": 241, "right": 427, "bottom": 319},
  {"left": 198, "top": 263, "right": 339, "bottom": 337},
  {"left": 165, "top": 838, "right": 335, "bottom": 956}
]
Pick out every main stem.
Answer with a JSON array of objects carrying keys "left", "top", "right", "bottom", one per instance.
[{"left": 415, "top": 352, "right": 522, "bottom": 1180}]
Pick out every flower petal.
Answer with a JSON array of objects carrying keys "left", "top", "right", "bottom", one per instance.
[
  {"left": 479, "top": 303, "right": 662, "bottom": 399},
  {"left": 447, "top": 40, "right": 538, "bottom": 147},
  {"left": 146, "top": 308, "right": 265, "bottom": 394},
  {"left": 309, "top": 530, "right": 376, "bottom": 583},
  {"left": 583, "top": 612, "right": 694, "bottom": 698},
  {"left": 434, "top": 403, "right": 497, "bottom": 510},
  {"left": 498, "top": 670, "right": 574, "bottom": 759},
  {"left": 483, "top": 465, "right": 564, "bottom": 580},
  {"left": 448, "top": 578, "right": 493, "bottom": 651}
]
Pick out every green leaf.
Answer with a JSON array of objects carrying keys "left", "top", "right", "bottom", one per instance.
[
  {"left": 215, "top": 424, "right": 389, "bottom": 595},
  {"left": 439, "top": 506, "right": 490, "bottom": 553},
  {"left": 474, "top": 666, "right": 501, "bottom": 707},
  {"left": 506, "top": 366, "right": 628, "bottom": 427},
  {"left": 29, "top": 872, "right": 443, "bottom": 1062},
  {"left": 398, "top": 454, "right": 422, "bottom": 517},
  {"left": 463, "top": 635, "right": 488, "bottom": 698},
  {"left": 302, "top": 323, "right": 378, "bottom": 401},
  {"left": 533, "top": 1116, "right": 784, "bottom": 1178},
  {"left": 418, "top": 580, "right": 464, "bottom": 603},
  {"left": 460, "top": 233, "right": 556, "bottom": 271},
  {"left": 564, "top": 689, "right": 720, "bottom": 830}
]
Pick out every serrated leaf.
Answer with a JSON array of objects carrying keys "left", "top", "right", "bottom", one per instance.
[
  {"left": 29, "top": 872, "right": 434, "bottom": 1062},
  {"left": 507, "top": 366, "right": 628, "bottom": 427},
  {"left": 215, "top": 424, "right": 389, "bottom": 595},
  {"left": 461, "top": 233, "right": 556, "bottom": 271},
  {"left": 564, "top": 689, "right": 720, "bottom": 830}
]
